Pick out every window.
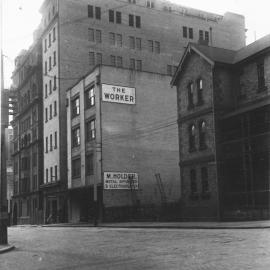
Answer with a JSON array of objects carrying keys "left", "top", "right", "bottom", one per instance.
[
  {"left": 136, "top": 60, "right": 142, "bottom": 71},
  {"left": 199, "top": 30, "right": 204, "bottom": 40},
  {"left": 33, "top": 175, "right": 37, "bottom": 190},
  {"left": 199, "top": 120, "right": 207, "bottom": 149},
  {"left": 136, "top": 16, "right": 141, "bottom": 28},
  {"left": 130, "top": 58, "right": 135, "bottom": 70},
  {"left": 53, "top": 27, "right": 56, "bottom": 41},
  {"left": 86, "top": 119, "right": 96, "bottom": 141},
  {"left": 110, "top": 55, "right": 116, "bottom": 66},
  {"left": 45, "top": 84, "right": 48, "bottom": 98},
  {"left": 72, "top": 97, "right": 80, "bottom": 117},
  {"left": 205, "top": 31, "right": 209, "bottom": 41},
  {"left": 44, "top": 39, "right": 47, "bottom": 52},
  {"left": 54, "top": 101, "right": 57, "bottom": 116},
  {"left": 49, "top": 56, "right": 52, "bottom": 71},
  {"left": 72, "top": 127, "right": 80, "bottom": 147},
  {"left": 201, "top": 167, "right": 209, "bottom": 195},
  {"left": 49, "top": 33, "right": 51, "bottom": 47},
  {"left": 96, "top": 53, "right": 102, "bottom": 65},
  {"left": 154, "top": 41, "right": 160, "bottom": 53},
  {"left": 53, "top": 51, "right": 56, "bottom": 66},
  {"left": 72, "top": 158, "right": 81, "bottom": 178},
  {"left": 189, "top": 28, "right": 193, "bottom": 39},
  {"left": 148, "top": 40, "right": 153, "bottom": 52},
  {"left": 88, "top": 28, "right": 94, "bottom": 42},
  {"left": 116, "top": 34, "right": 122, "bottom": 47},
  {"left": 50, "top": 134, "right": 53, "bottom": 151},
  {"left": 183, "top": 26, "right": 187, "bottom": 38},
  {"left": 86, "top": 153, "right": 94, "bottom": 175},
  {"left": 49, "top": 104, "right": 52, "bottom": 119},
  {"left": 45, "top": 137, "right": 48, "bottom": 153},
  {"left": 33, "top": 152, "right": 37, "bottom": 167},
  {"left": 109, "top": 32, "right": 115, "bottom": 45},
  {"left": 188, "top": 124, "right": 196, "bottom": 152},
  {"left": 44, "top": 61, "right": 47, "bottom": 75},
  {"left": 49, "top": 80, "right": 52, "bottom": 94},
  {"left": 55, "top": 165, "right": 58, "bottom": 181},
  {"left": 88, "top": 5, "right": 93, "bottom": 18},
  {"left": 190, "top": 169, "right": 197, "bottom": 195},
  {"left": 116, "top": 11, "right": 122, "bottom": 24},
  {"left": 53, "top": 75, "right": 57, "bottom": 90},
  {"left": 129, "top": 36, "right": 135, "bottom": 49},
  {"left": 96, "top": 30, "right": 102, "bottom": 43},
  {"left": 50, "top": 167, "right": 53, "bottom": 181},
  {"left": 46, "top": 168, "right": 48, "bottom": 183},
  {"left": 146, "top": 0, "right": 154, "bottom": 8},
  {"left": 85, "top": 85, "right": 95, "bottom": 108},
  {"left": 129, "top": 14, "right": 134, "bottom": 27},
  {"left": 54, "top": 131, "right": 57, "bottom": 149},
  {"left": 257, "top": 61, "right": 265, "bottom": 91},
  {"left": 45, "top": 108, "right": 48, "bottom": 122},
  {"left": 109, "top": 10, "right": 114, "bottom": 22},
  {"left": 116, "top": 56, "right": 123, "bottom": 68},
  {"left": 188, "top": 82, "right": 194, "bottom": 109},
  {"left": 95, "top": 7, "right": 101, "bottom": 19},
  {"left": 197, "top": 78, "right": 203, "bottom": 105},
  {"left": 89, "top": 51, "right": 95, "bottom": 65},
  {"left": 136, "top": 38, "right": 141, "bottom": 50}
]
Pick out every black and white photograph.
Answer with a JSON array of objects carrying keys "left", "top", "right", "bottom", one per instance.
[{"left": 0, "top": 0, "right": 269, "bottom": 269}]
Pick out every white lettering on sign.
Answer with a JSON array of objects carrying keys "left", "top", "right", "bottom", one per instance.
[
  {"left": 102, "top": 84, "right": 136, "bottom": 105},
  {"left": 104, "top": 172, "right": 139, "bottom": 190}
]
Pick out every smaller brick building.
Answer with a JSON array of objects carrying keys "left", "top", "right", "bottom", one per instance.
[
  {"left": 66, "top": 65, "right": 180, "bottom": 222},
  {"left": 172, "top": 34, "right": 270, "bottom": 221}
]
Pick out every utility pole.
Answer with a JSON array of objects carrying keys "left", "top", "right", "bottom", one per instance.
[{"left": 0, "top": 0, "right": 8, "bottom": 244}]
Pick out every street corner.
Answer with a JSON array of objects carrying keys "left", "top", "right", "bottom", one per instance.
[{"left": 0, "top": 245, "right": 15, "bottom": 254}]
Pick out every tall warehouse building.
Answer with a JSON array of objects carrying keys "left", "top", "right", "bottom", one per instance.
[{"left": 33, "top": 0, "right": 245, "bottom": 222}]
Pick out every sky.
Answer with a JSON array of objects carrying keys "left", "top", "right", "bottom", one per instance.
[{"left": 1, "top": 0, "right": 270, "bottom": 88}]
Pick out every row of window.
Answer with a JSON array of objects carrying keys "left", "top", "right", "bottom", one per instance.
[
  {"left": 45, "top": 165, "right": 58, "bottom": 183},
  {"left": 44, "top": 51, "right": 57, "bottom": 74},
  {"left": 45, "top": 131, "right": 58, "bottom": 153},
  {"left": 72, "top": 120, "right": 96, "bottom": 148},
  {"left": 87, "top": 5, "right": 141, "bottom": 28},
  {"left": 43, "top": 3, "right": 56, "bottom": 28},
  {"left": 72, "top": 154, "right": 94, "bottom": 178},
  {"left": 189, "top": 167, "right": 210, "bottom": 199},
  {"left": 19, "top": 84, "right": 37, "bottom": 111},
  {"left": 44, "top": 76, "right": 57, "bottom": 98},
  {"left": 187, "top": 78, "right": 204, "bottom": 109},
  {"left": 44, "top": 27, "right": 56, "bottom": 53},
  {"left": 183, "top": 26, "right": 209, "bottom": 42},
  {"left": 89, "top": 29, "right": 161, "bottom": 54},
  {"left": 45, "top": 101, "right": 57, "bottom": 122},
  {"left": 188, "top": 120, "right": 207, "bottom": 152}
]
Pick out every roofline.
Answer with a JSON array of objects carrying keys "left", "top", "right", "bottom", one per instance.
[{"left": 170, "top": 43, "right": 214, "bottom": 86}]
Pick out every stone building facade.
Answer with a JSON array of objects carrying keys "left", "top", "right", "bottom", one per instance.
[{"left": 172, "top": 34, "right": 270, "bottom": 220}]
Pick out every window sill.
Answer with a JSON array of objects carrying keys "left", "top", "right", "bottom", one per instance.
[
  {"left": 199, "top": 145, "right": 207, "bottom": 151},
  {"left": 257, "top": 86, "right": 268, "bottom": 93},
  {"left": 189, "top": 193, "right": 199, "bottom": 200}
]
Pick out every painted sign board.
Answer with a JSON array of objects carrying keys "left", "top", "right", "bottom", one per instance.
[
  {"left": 102, "top": 84, "right": 136, "bottom": 105},
  {"left": 104, "top": 172, "right": 139, "bottom": 190}
]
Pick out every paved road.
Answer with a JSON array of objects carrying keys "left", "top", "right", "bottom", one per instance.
[{"left": 1, "top": 226, "right": 270, "bottom": 269}]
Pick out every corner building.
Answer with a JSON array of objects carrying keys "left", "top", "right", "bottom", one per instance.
[
  {"left": 39, "top": 0, "right": 246, "bottom": 222},
  {"left": 172, "top": 34, "right": 270, "bottom": 221},
  {"left": 67, "top": 65, "right": 180, "bottom": 222}
]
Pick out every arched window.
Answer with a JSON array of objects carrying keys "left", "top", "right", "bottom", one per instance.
[
  {"left": 187, "top": 82, "right": 194, "bottom": 109},
  {"left": 199, "top": 120, "right": 206, "bottom": 149},
  {"left": 188, "top": 124, "right": 196, "bottom": 152},
  {"left": 197, "top": 78, "right": 203, "bottom": 105}
]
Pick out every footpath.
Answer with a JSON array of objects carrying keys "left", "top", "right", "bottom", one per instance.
[{"left": 1, "top": 220, "right": 270, "bottom": 254}]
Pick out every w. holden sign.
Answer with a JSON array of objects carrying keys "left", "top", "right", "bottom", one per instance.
[
  {"left": 104, "top": 172, "right": 139, "bottom": 190},
  {"left": 102, "top": 84, "right": 136, "bottom": 105}
]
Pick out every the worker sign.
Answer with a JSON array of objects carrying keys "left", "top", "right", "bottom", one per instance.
[
  {"left": 102, "top": 84, "right": 136, "bottom": 105},
  {"left": 104, "top": 172, "right": 139, "bottom": 189}
]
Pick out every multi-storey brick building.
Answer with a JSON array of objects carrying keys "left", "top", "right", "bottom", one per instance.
[
  {"left": 66, "top": 65, "right": 180, "bottom": 222},
  {"left": 11, "top": 36, "right": 44, "bottom": 225},
  {"left": 172, "top": 34, "right": 270, "bottom": 221},
  {"left": 37, "top": 0, "right": 246, "bottom": 222}
]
